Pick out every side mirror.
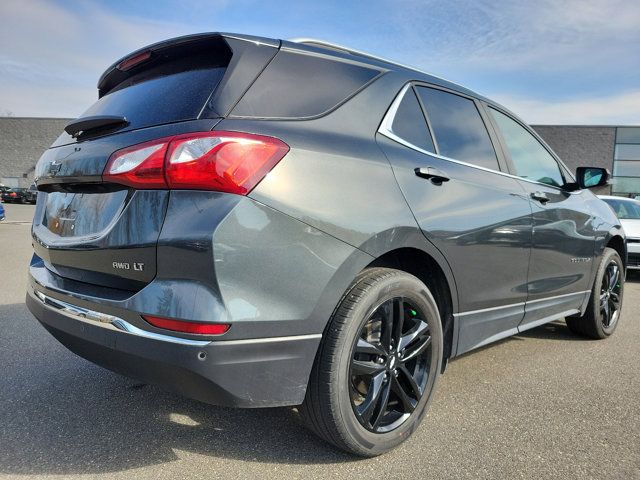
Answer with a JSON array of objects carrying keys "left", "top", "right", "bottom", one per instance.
[{"left": 576, "top": 167, "right": 610, "bottom": 189}]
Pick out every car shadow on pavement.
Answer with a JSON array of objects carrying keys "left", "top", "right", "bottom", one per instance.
[{"left": 0, "top": 303, "right": 354, "bottom": 476}]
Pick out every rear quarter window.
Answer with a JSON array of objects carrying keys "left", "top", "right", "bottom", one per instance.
[{"left": 231, "top": 50, "right": 381, "bottom": 119}]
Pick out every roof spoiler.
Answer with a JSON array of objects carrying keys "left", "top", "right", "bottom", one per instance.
[{"left": 97, "top": 32, "right": 278, "bottom": 98}]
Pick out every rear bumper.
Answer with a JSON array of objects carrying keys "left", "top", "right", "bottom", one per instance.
[{"left": 26, "top": 287, "right": 321, "bottom": 407}]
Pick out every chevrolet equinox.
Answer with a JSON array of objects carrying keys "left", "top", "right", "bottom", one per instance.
[{"left": 27, "top": 33, "right": 626, "bottom": 456}]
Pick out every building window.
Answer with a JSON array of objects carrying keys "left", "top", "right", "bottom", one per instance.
[{"left": 612, "top": 127, "right": 640, "bottom": 195}]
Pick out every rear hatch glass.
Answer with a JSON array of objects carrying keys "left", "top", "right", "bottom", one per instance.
[
  {"left": 80, "top": 62, "right": 225, "bottom": 133},
  {"left": 54, "top": 35, "right": 232, "bottom": 145}
]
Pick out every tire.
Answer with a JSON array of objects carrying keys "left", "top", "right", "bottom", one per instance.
[
  {"left": 300, "top": 267, "right": 443, "bottom": 456},
  {"left": 566, "top": 247, "right": 624, "bottom": 339}
]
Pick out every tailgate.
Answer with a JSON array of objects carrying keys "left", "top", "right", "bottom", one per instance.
[{"left": 32, "top": 120, "right": 221, "bottom": 291}]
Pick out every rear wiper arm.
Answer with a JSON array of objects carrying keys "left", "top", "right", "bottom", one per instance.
[{"left": 64, "top": 115, "right": 129, "bottom": 138}]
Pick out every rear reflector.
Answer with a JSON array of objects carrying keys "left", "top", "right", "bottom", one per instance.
[
  {"left": 104, "top": 131, "right": 289, "bottom": 194},
  {"left": 143, "top": 315, "right": 230, "bottom": 335}
]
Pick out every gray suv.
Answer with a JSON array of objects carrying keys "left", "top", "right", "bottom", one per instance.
[{"left": 26, "top": 33, "right": 626, "bottom": 456}]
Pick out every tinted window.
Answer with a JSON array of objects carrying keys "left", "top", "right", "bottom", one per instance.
[
  {"left": 416, "top": 87, "right": 499, "bottom": 169},
  {"left": 390, "top": 89, "right": 435, "bottom": 153},
  {"left": 232, "top": 51, "right": 380, "bottom": 118},
  {"left": 490, "top": 108, "right": 564, "bottom": 187},
  {"left": 80, "top": 67, "right": 226, "bottom": 131},
  {"left": 603, "top": 198, "right": 640, "bottom": 219}
]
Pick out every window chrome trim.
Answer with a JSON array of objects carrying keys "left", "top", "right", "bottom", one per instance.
[
  {"left": 378, "top": 82, "right": 585, "bottom": 195},
  {"left": 378, "top": 83, "right": 413, "bottom": 138}
]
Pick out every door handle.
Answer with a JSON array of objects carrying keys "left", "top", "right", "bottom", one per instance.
[
  {"left": 531, "top": 191, "right": 550, "bottom": 204},
  {"left": 414, "top": 167, "right": 450, "bottom": 185}
]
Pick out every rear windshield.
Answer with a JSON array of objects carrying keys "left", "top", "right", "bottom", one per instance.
[
  {"left": 79, "top": 65, "right": 226, "bottom": 131},
  {"left": 79, "top": 37, "right": 232, "bottom": 134}
]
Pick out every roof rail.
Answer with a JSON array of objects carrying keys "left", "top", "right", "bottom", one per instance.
[
  {"left": 288, "top": 38, "right": 468, "bottom": 92},
  {"left": 289, "top": 38, "right": 421, "bottom": 72}
]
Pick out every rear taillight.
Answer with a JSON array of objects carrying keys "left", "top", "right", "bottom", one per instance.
[
  {"left": 103, "top": 131, "right": 289, "bottom": 195},
  {"left": 143, "top": 315, "right": 230, "bottom": 335}
]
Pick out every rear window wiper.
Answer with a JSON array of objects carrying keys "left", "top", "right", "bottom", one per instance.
[{"left": 64, "top": 115, "right": 129, "bottom": 138}]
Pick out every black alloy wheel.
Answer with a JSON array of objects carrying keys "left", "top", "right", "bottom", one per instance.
[
  {"left": 566, "top": 247, "right": 624, "bottom": 339},
  {"left": 600, "top": 260, "right": 621, "bottom": 329},
  {"left": 349, "top": 297, "right": 432, "bottom": 433},
  {"left": 300, "top": 268, "right": 443, "bottom": 456}
]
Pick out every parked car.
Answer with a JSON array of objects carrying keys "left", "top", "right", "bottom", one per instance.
[
  {"left": 0, "top": 202, "right": 5, "bottom": 221},
  {"left": 1, "top": 187, "right": 29, "bottom": 204},
  {"left": 25, "top": 183, "right": 38, "bottom": 204},
  {"left": 26, "top": 33, "right": 626, "bottom": 457},
  {"left": 600, "top": 195, "right": 640, "bottom": 270}
]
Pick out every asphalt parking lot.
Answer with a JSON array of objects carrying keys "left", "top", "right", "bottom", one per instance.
[{"left": 0, "top": 202, "right": 638, "bottom": 480}]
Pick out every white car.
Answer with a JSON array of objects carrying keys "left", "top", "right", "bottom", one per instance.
[{"left": 599, "top": 195, "right": 640, "bottom": 270}]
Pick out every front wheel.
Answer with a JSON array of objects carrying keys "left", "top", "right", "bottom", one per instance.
[
  {"left": 566, "top": 247, "right": 624, "bottom": 339},
  {"left": 300, "top": 268, "right": 443, "bottom": 456}
]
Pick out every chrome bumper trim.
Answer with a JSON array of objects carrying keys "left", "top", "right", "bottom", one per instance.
[
  {"left": 33, "top": 290, "right": 211, "bottom": 347},
  {"left": 33, "top": 290, "right": 323, "bottom": 347}
]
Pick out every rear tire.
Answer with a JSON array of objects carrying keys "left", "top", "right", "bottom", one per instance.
[
  {"left": 300, "top": 267, "right": 443, "bottom": 456},
  {"left": 566, "top": 248, "right": 624, "bottom": 339}
]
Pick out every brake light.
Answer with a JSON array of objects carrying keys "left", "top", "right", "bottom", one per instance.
[
  {"left": 117, "top": 50, "right": 152, "bottom": 71},
  {"left": 104, "top": 131, "right": 289, "bottom": 194},
  {"left": 143, "top": 315, "right": 230, "bottom": 335},
  {"left": 9, "top": 192, "right": 16, "bottom": 197}
]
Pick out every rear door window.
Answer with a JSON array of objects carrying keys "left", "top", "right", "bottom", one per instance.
[
  {"left": 389, "top": 88, "right": 435, "bottom": 153},
  {"left": 489, "top": 107, "right": 565, "bottom": 187},
  {"left": 416, "top": 87, "right": 499, "bottom": 170}
]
